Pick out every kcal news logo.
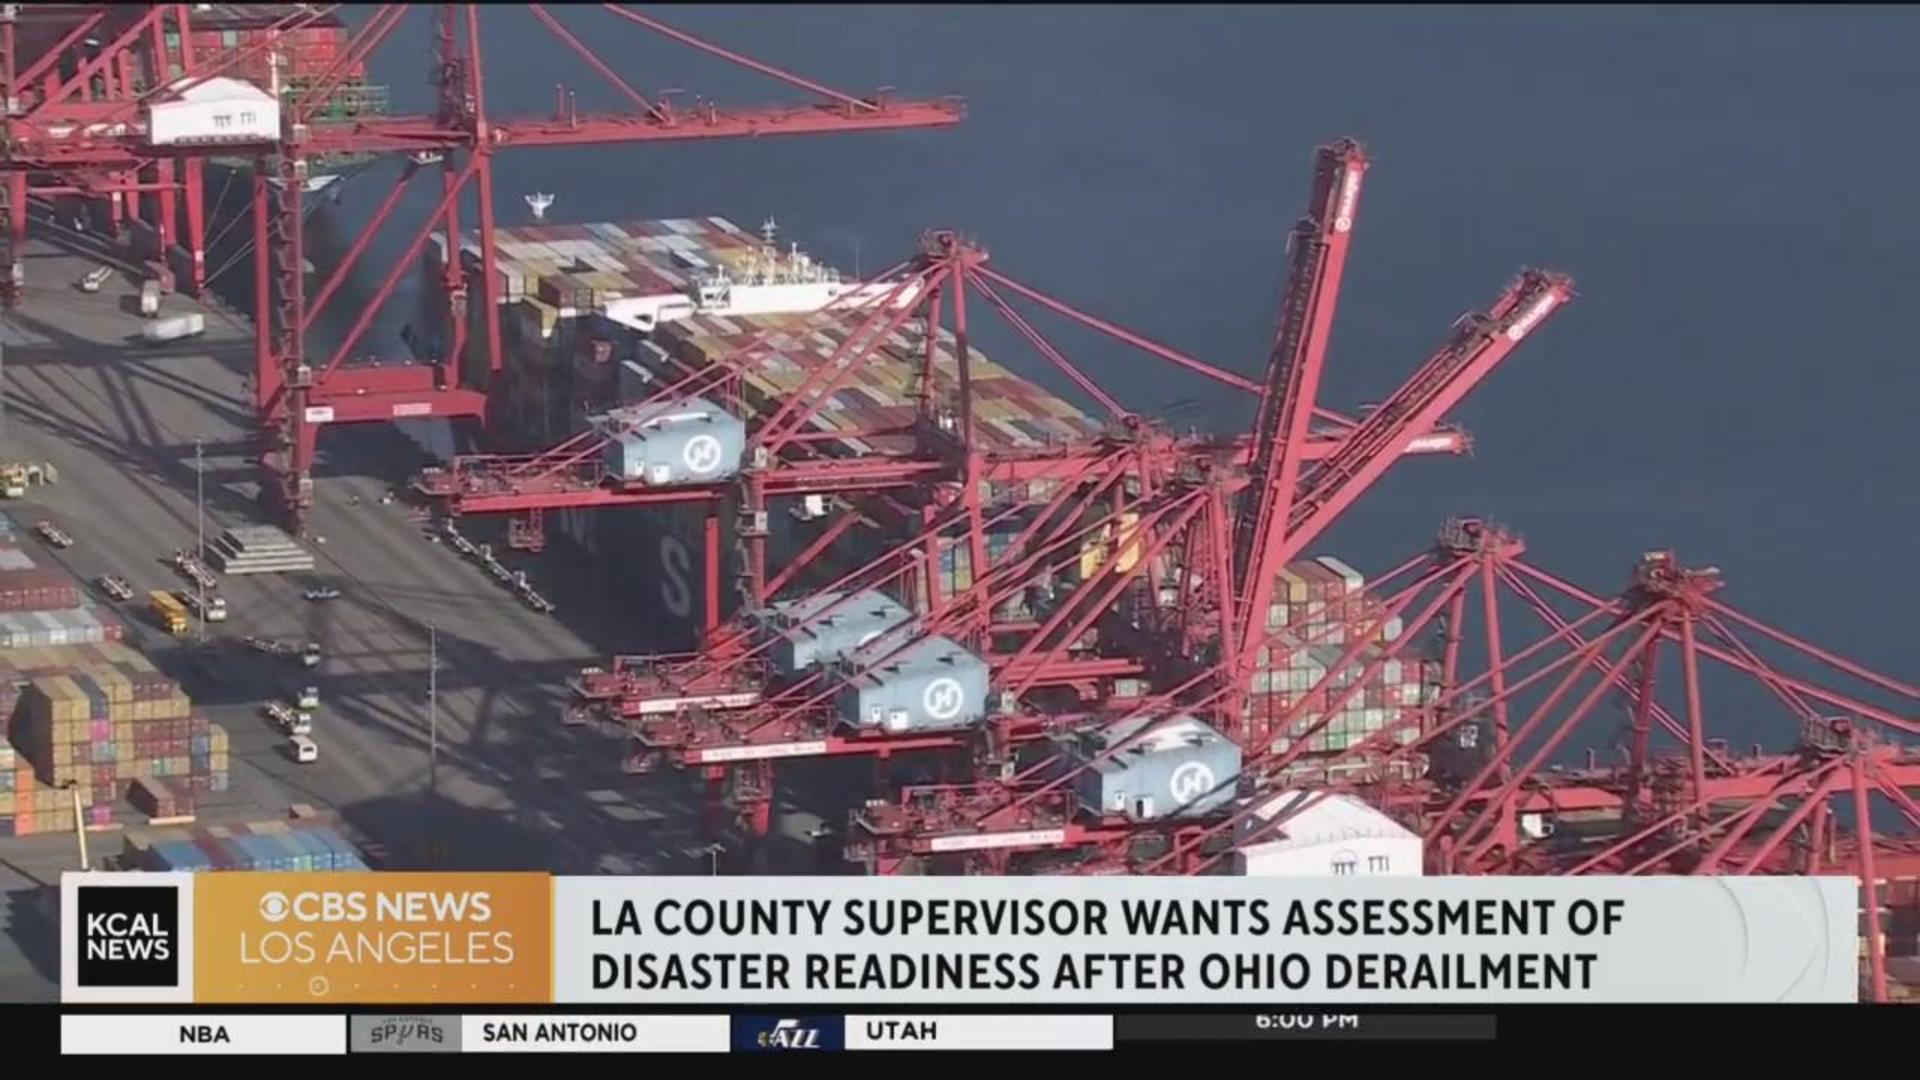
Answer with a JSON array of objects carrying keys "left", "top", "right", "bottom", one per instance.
[
  {"left": 733, "top": 1016, "right": 845, "bottom": 1052},
  {"left": 76, "top": 885, "right": 179, "bottom": 987}
]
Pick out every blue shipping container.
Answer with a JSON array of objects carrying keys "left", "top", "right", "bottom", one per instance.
[
  {"left": 154, "top": 839, "right": 211, "bottom": 872},
  {"left": 260, "top": 833, "right": 296, "bottom": 871},
  {"left": 289, "top": 829, "right": 327, "bottom": 870},
  {"left": 270, "top": 831, "right": 307, "bottom": 871}
]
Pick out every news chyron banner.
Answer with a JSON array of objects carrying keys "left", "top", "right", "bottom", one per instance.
[{"left": 65, "top": 873, "right": 1858, "bottom": 1004}]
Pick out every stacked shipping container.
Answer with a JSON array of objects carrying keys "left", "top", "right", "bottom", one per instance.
[
  {"left": 0, "top": 534, "right": 125, "bottom": 647},
  {"left": 0, "top": 539, "right": 230, "bottom": 836},
  {"left": 652, "top": 312, "right": 1101, "bottom": 458},
  {"left": 430, "top": 217, "right": 1102, "bottom": 458},
  {"left": 171, "top": 6, "right": 385, "bottom": 120},
  {"left": 3, "top": 669, "right": 231, "bottom": 837},
  {"left": 1244, "top": 556, "right": 1436, "bottom": 761},
  {"left": 121, "top": 819, "right": 370, "bottom": 872},
  {"left": 0, "top": 641, "right": 173, "bottom": 723},
  {"left": 439, "top": 217, "right": 764, "bottom": 312}
]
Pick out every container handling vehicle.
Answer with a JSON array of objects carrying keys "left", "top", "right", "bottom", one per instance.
[
  {"left": 170, "top": 549, "right": 217, "bottom": 591},
  {"left": 264, "top": 700, "right": 312, "bottom": 737},
  {"left": 0, "top": 462, "right": 55, "bottom": 499},
  {"left": 245, "top": 635, "right": 319, "bottom": 667}
]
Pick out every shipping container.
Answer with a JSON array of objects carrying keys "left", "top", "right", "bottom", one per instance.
[
  {"left": 141, "top": 313, "right": 207, "bottom": 344},
  {"left": 0, "top": 568, "right": 81, "bottom": 612}
]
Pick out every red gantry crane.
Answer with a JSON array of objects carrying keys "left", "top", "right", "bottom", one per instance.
[
  {"left": 247, "top": 4, "right": 965, "bottom": 534},
  {"left": 12, "top": 4, "right": 1912, "bottom": 1003},
  {"left": 495, "top": 140, "right": 1560, "bottom": 841},
  {"left": 2, "top": 4, "right": 964, "bottom": 531}
]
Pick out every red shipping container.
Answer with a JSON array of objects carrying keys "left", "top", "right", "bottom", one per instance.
[
  {"left": 1313, "top": 560, "right": 1342, "bottom": 601},
  {"left": 0, "top": 568, "right": 80, "bottom": 611}
]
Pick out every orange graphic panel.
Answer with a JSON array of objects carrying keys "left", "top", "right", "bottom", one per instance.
[{"left": 193, "top": 872, "right": 551, "bottom": 1004}]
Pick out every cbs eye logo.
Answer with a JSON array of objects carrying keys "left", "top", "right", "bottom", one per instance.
[{"left": 259, "top": 892, "right": 291, "bottom": 923}]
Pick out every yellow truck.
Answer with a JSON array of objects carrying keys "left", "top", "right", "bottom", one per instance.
[{"left": 149, "top": 590, "right": 189, "bottom": 636}]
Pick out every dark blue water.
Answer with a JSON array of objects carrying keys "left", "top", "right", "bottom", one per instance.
[{"left": 349, "top": 6, "right": 1916, "bottom": 700}]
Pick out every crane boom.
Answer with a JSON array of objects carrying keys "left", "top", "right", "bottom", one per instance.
[
  {"left": 1230, "top": 138, "right": 1368, "bottom": 677},
  {"left": 1279, "top": 270, "right": 1575, "bottom": 559}
]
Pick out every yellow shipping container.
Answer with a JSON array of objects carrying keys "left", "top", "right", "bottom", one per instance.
[
  {"left": 1112, "top": 512, "right": 1144, "bottom": 576},
  {"left": 0, "top": 791, "right": 12, "bottom": 814},
  {"left": 210, "top": 725, "right": 229, "bottom": 752},
  {"left": 27, "top": 676, "right": 84, "bottom": 724},
  {"left": 90, "top": 667, "right": 133, "bottom": 704},
  {"left": 1278, "top": 566, "right": 1310, "bottom": 605},
  {"left": 115, "top": 648, "right": 157, "bottom": 672}
]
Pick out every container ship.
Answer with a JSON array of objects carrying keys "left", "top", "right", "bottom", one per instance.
[{"left": 424, "top": 215, "right": 1442, "bottom": 771}]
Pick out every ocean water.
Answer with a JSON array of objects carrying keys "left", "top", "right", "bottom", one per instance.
[{"left": 319, "top": 5, "right": 1916, "bottom": 717}]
